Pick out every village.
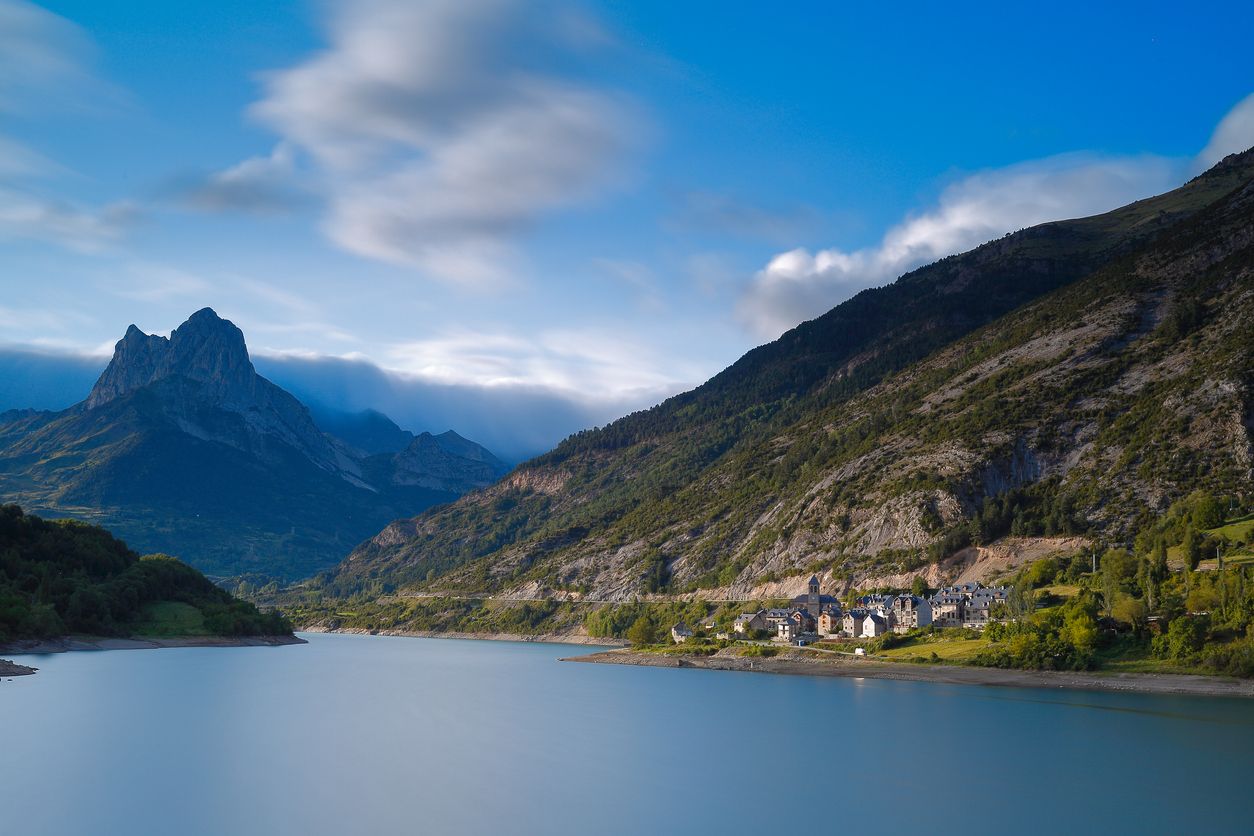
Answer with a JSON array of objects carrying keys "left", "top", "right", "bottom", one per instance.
[{"left": 669, "top": 576, "right": 1010, "bottom": 647}]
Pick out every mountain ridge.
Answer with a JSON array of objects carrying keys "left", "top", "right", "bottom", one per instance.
[
  {"left": 330, "top": 149, "right": 1254, "bottom": 601},
  {"left": 0, "top": 309, "right": 508, "bottom": 579}
]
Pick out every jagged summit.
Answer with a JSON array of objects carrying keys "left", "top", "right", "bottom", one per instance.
[
  {"left": 0, "top": 308, "right": 511, "bottom": 578},
  {"left": 387, "top": 430, "right": 509, "bottom": 492},
  {"left": 87, "top": 308, "right": 255, "bottom": 409}
]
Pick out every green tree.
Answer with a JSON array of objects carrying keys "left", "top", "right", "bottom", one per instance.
[
  {"left": 1190, "top": 492, "right": 1224, "bottom": 530},
  {"left": 1111, "top": 595, "right": 1147, "bottom": 633},
  {"left": 910, "top": 576, "right": 928, "bottom": 597},
  {"left": 1151, "top": 538, "right": 1169, "bottom": 578},
  {"left": 1100, "top": 549, "right": 1136, "bottom": 613},
  {"left": 1183, "top": 526, "right": 1202, "bottom": 571},
  {"left": 1153, "top": 615, "right": 1207, "bottom": 661},
  {"left": 1026, "top": 558, "right": 1059, "bottom": 587},
  {"left": 626, "top": 614, "right": 657, "bottom": 647}
]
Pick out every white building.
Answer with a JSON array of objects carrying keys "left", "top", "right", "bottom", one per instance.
[{"left": 860, "top": 613, "right": 889, "bottom": 638}]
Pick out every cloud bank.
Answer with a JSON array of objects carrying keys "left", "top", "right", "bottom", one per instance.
[
  {"left": 243, "top": 0, "right": 642, "bottom": 284},
  {"left": 254, "top": 354, "right": 657, "bottom": 462},
  {"left": 0, "top": 343, "right": 679, "bottom": 462},
  {"left": 740, "top": 94, "right": 1254, "bottom": 339}
]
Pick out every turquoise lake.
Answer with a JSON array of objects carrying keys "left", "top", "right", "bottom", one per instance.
[{"left": 2, "top": 632, "right": 1252, "bottom": 835}]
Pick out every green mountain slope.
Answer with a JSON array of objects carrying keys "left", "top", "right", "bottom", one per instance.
[
  {"left": 333, "top": 150, "right": 1254, "bottom": 600},
  {"left": 0, "top": 504, "right": 291, "bottom": 642},
  {"left": 0, "top": 309, "right": 508, "bottom": 580}
]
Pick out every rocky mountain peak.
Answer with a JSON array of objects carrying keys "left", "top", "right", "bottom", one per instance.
[
  {"left": 166, "top": 307, "right": 254, "bottom": 391},
  {"left": 87, "top": 308, "right": 256, "bottom": 409}
]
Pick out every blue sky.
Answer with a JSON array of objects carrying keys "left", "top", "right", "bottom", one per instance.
[{"left": 3, "top": 0, "right": 1254, "bottom": 457}]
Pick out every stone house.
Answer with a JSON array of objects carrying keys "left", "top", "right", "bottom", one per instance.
[
  {"left": 776, "top": 619, "right": 798, "bottom": 642},
  {"left": 789, "top": 608, "right": 816, "bottom": 633},
  {"left": 926, "top": 583, "right": 1010, "bottom": 629},
  {"left": 733, "top": 610, "right": 767, "bottom": 634},
  {"left": 761, "top": 608, "right": 794, "bottom": 631},
  {"left": 671, "top": 622, "right": 694, "bottom": 643},
  {"left": 842, "top": 609, "right": 869, "bottom": 638},
  {"left": 890, "top": 595, "right": 933, "bottom": 633},
  {"left": 929, "top": 591, "right": 966, "bottom": 627}
]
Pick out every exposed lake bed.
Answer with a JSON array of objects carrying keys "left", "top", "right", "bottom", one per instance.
[{"left": 568, "top": 647, "right": 1254, "bottom": 698}]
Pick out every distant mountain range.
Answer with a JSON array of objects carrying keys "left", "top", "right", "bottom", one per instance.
[
  {"left": 333, "top": 148, "right": 1254, "bottom": 601},
  {"left": 0, "top": 308, "right": 508, "bottom": 579}
]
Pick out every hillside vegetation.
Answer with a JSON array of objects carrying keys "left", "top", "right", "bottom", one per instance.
[
  {"left": 329, "top": 149, "right": 1254, "bottom": 603},
  {"left": 0, "top": 505, "right": 291, "bottom": 643}
]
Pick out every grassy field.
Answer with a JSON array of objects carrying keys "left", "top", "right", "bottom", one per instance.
[
  {"left": 876, "top": 636, "right": 988, "bottom": 662},
  {"left": 1037, "top": 584, "right": 1080, "bottom": 599},
  {"left": 1209, "top": 514, "right": 1254, "bottom": 543},
  {"left": 131, "top": 601, "right": 209, "bottom": 637},
  {"left": 1165, "top": 515, "right": 1254, "bottom": 569}
]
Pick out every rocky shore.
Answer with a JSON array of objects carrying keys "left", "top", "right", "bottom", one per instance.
[
  {"left": 0, "top": 633, "right": 305, "bottom": 661},
  {"left": 301, "top": 624, "right": 627, "bottom": 647},
  {"left": 563, "top": 648, "right": 1254, "bottom": 699},
  {"left": 1, "top": 658, "right": 37, "bottom": 677}
]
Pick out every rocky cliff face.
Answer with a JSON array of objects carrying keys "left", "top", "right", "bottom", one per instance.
[
  {"left": 85, "top": 308, "right": 350, "bottom": 480},
  {"left": 387, "top": 431, "right": 509, "bottom": 493},
  {"left": 88, "top": 308, "right": 255, "bottom": 408}
]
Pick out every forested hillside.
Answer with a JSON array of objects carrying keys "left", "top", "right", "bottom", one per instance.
[{"left": 0, "top": 505, "right": 291, "bottom": 642}]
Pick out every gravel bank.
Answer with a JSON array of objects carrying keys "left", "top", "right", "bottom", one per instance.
[{"left": 563, "top": 648, "right": 1254, "bottom": 699}]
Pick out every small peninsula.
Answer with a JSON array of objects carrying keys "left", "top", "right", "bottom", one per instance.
[{"left": 0, "top": 505, "right": 298, "bottom": 674}]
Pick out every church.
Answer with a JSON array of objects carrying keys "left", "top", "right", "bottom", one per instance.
[{"left": 790, "top": 575, "right": 841, "bottom": 615}]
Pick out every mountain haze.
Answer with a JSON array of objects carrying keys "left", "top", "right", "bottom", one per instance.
[
  {"left": 334, "top": 150, "right": 1254, "bottom": 600},
  {"left": 0, "top": 309, "right": 508, "bottom": 579}
]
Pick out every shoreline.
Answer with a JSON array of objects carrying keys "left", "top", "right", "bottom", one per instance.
[
  {"left": 563, "top": 649, "right": 1254, "bottom": 699},
  {"left": 1, "top": 658, "right": 37, "bottom": 677},
  {"left": 1, "top": 633, "right": 306, "bottom": 656},
  {"left": 300, "top": 625, "right": 627, "bottom": 647}
]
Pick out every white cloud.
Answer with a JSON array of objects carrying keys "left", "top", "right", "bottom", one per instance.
[
  {"left": 249, "top": 0, "right": 642, "bottom": 285},
  {"left": 740, "top": 93, "right": 1254, "bottom": 339},
  {"left": 385, "top": 326, "right": 697, "bottom": 401},
  {"left": 1197, "top": 93, "right": 1254, "bottom": 169},
  {"left": 175, "top": 143, "right": 305, "bottom": 214},
  {"left": 739, "top": 153, "right": 1181, "bottom": 338},
  {"left": 0, "top": 187, "right": 135, "bottom": 251},
  {"left": 0, "top": 1, "right": 133, "bottom": 252},
  {"left": 0, "top": 0, "right": 117, "bottom": 115}
]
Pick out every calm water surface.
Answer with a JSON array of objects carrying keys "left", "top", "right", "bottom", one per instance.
[{"left": 2, "top": 632, "right": 1252, "bottom": 835}]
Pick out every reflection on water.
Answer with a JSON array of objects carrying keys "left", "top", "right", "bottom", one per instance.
[{"left": 2, "top": 633, "right": 1252, "bottom": 836}]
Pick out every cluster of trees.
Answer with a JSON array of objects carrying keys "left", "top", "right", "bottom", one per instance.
[
  {"left": 977, "top": 491, "right": 1254, "bottom": 675},
  {"left": 0, "top": 505, "right": 290, "bottom": 641},
  {"left": 287, "top": 594, "right": 585, "bottom": 637},
  {"left": 978, "top": 594, "right": 1101, "bottom": 671},
  {"left": 586, "top": 600, "right": 745, "bottom": 646}
]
